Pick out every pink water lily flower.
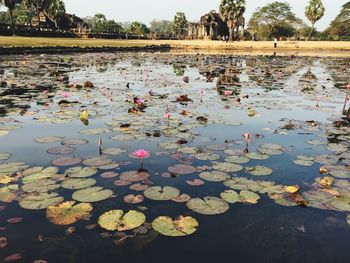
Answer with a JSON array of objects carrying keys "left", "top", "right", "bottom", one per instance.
[
  {"left": 242, "top": 133, "right": 252, "bottom": 143},
  {"left": 62, "top": 92, "right": 69, "bottom": 99},
  {"left": 164, "top": 112, "right": 171, "bottom": 120},
  {"left": 132, "top": 149, "right": 151, "bottom": 160},
  {"left": 224, "top": 90, "right": 233, "bottom": 97}
]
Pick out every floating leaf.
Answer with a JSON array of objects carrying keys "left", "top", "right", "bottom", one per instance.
[
  {"left": 46, "top": 201, "right": 92, "bottom": 225},
  {"left": 225, "top": 155, "right": 250, "bottom": 164},
  {"left": 199, "top": 171, "right": 229, "bottom": 182},
  {"left": 22, "top": 179, "right": 60, "bottom": 193},
  {"left": 72, "top": 187, "right": 113, "bottom": 202},
  {"left": 34, "top": 136, "right": 62, "bottom": 143},
  {"left": 19, "top": 192, "right": 64, "bottom": 210},
  {"left": 65, "top": 167, "right": 97, "bottom": 178},
  {"left": 172, "top": 193, "right": 191, "bottom": 203},
  {"left": 245, "top": 152, "right": 269, "bottom": 160},
  {"left": 120, "top": 170, "right": 150, "bottom": 182},
  {"left": 220, "top": 190, "right": 240, "bottom": 204},
  {"left": 51, "top": 156, "right": 82, "bottom": 166},
  {"left": 194, "top": 152, "right": 220, "bottom": 161},
  {"left": 47, "top": 146, "right": 76, "bottom": 155},
  {"left": 245, "top": 166, "right": 273, "bottom": 176},
  {"left": 168, "top": 164, "right": 196, "bottom": 175},
  {"left": 61, "top": 178, "right": 96, "bottom": 190},
  {"left": 103, "top": 148, "right": 126, "bottom": 156},
  {"left": 186, "top": 179, "right": 204, "bottom": 186},
  {"left": 82, "top": 157, "right": 113, "bottom": 167},
  {"left": 293, "top": 159, "right": 314, "bottom": 167},
  {"left": 212, "top": 162, "right": 243, "bottom": 173},
  {"left": 62, "top": 139, "right": 89, "bottom": 145},
  {"left": 205, "top": 144, "right": 226, "bottom": 151},
  {"left": 152, "top": 216, "right": 198, "bottom": 237},
  {"left": 319, "top": 176, "right": 334, "bottom": 188},
  {"left": 284, "top": 185, "right": 300, "bottom": 194},
  {"left": 144, "top": 186, "right": 180, "bottom": 200},
  {"left": 186, "top": 197, "right": 229, "bottom": 215},
  {"left": 123, "top": 194, "right": 144, "bottom": 204},
  {"left": 98, "top": 210, "right": 146, "bottom": 231},
  {"left": 330, "top": 196, "right": 350, "bottom": 212},
  {"left": 0, "top": 152, "right": 11, "bottom": 161},
  {"left": 239, "top": 190, "right": 260, "bottom": 204}
]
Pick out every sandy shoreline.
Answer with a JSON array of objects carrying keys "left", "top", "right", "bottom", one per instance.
[{"left": 0, "top": 37, "right": 350, "bottom": 56}]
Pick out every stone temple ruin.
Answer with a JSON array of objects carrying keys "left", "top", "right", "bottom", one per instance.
[{"left": 187, "top": 10, "right": 245, "bottom": 40}]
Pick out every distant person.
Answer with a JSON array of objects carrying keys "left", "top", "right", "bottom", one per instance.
[
  {"left": 274, "top": 37, "right": 278, "bottom": 48},
  {"left": 222, "top": 35, "right": 226, "bottom": 42}
]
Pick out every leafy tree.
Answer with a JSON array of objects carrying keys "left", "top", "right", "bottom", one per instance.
[
  {"left": 172, "top": 12, "right": 187, "bottom": 38},
  {"left": 92, "top": 13, "right": 106, "bottom": 33},
  {"left": 105, "top": 20, "right": 122, "bottom": 33},
  {"left": 305, "top": 0, "right": 325, "bottom": 40},
  {"left": 219, "top": 0, "right": 246, "bottom": 41},
  {"left": 43, "top": 0, "right": 65, "bottom": 28},
  {"left": 326, "top": 2, "right": 350, "bottom": 39},
  {"left": 0, "top": 0, "right": 22, "bottom": 35},
  {"left": 150, "top": 20, "right": 173, "bottom": 36},
  {"left": 129, "top": 21, "right": 149, "bottom": 35},
  {"left": 248, "top": 2, "right": 303, "bottom": 40}
]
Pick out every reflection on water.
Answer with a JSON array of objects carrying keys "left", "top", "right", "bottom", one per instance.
[{"left": 0, "top": 52, "right": 350, "bottom": 263}]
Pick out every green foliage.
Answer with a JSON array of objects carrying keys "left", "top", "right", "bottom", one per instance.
[
  {"left": 129, "top": 21, "right": 149, "bottom": 35},
  {"left": 326, "top": 2, "right": 350, "bottom": 39},
  {"left": 248, "top": 2, "right": 305, "bottom": 40},
  {"left": 44, "top": 0, "right": 65, "bottom": 28},
  {"left": 149, "top": 20, "right": 173, "bottom": 36},
  {"left": 172, "top": 12, "right": 187, "bottom": 38},
  {"left": 305, "top": 0, "right": 325, "bottom": 40},
  {"left": 219, "top": 0, "right": 246, "bottom": 41},
  {"left": 92, "top": 13, "right": 106, "bottom": 33}
]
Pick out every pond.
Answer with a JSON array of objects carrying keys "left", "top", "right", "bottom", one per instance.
[{"left": 1, "top": 52, "right": 350, "bottom": 263}]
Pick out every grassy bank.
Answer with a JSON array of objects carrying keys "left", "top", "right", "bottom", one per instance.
[{"left": 1, "top": 36, "right": 350, "bottom": 54}]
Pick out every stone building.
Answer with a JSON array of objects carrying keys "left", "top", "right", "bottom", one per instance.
[{"left": 188, "top": 10, "right": 245, "bottom": 40}]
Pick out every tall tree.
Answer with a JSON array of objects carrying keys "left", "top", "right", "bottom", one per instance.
[
  {"left": 92, "top": 13, "right": 107, "bottom": 34},
  {"left": 305, "top": 0, "right": 325, "bottom": 40},
  {"left": 326, "top": 2, "right": 350, "bottom": 39},
  {"left": 172, "top": 12, "right": 187, "bottom": 39},
  {"left": 219, "top": 0, "right": 246, "bottom": 41},
  {"left": 0, "top": 0, "right": 22, "bottom": 35},
  {"left": 43, "top": 0, "right": 65, "bottom": 28},
  {"left": 248, "top": 2, "right": 303, "bottom": 40},
  {"left": 129, "top": 21, "right": 149, "bottom": 35},
  {"left": 150, "top": 20, "right": 173, "bottom": 36}
]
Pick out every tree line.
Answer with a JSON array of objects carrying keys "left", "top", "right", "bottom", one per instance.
[{"left": 0, "top": 0, "right": 349, "bottom": 40}]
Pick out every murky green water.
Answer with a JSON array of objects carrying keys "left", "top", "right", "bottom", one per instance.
[{"left": 0, "top": 52, "right": 350, "bottom": 263}]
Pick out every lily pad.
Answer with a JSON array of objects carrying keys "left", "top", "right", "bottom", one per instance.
[
  {"left": 46, "top": 201, "right": 92, "bottom": 225},
  {"left": 120, "top": 170, "right": 150, "bottom": 182},
  {"left": 168, "top": 164, "right": 196, "bottom": 175},
  {"left": 205, "top": 144, "right": 226, "bottom": 151},
  {"left": 225, "top": 155, "right": 250, "bottom": 164},
  {"left": 52, "top": 156, "right": 82, "bottom": 166},
  {"left": 34, "top": 136, "right": 62, "bottom": 143},
  {"left": 245, "top": 152, "right": 269, "bottom": 160},
  {"left": 293, "top": 159, "right": 314, "bottom": 167},
  {"left": 62, "top": 139, "right": 89, "bottom": 145},
  {"left": 123, "top": 194, "right": 144, "bottom": 204},
  {"left": 144, "top": 186, "right": 180, "bottom": 200},
  {"left": 199, "top": 171, "right": 229, "bottom": 182},
  {"left": 72, "top": 187, "right": 113, "bottom": 202},
  {"left": 330, "top": 196, "right": 350, "bottom": 212},
  {"left": 98, "top": 210, "right": 146, "bottom": 231},
  {"left": 152, "top": 216, "right": 198, "bottom": 237},
  {"left": 245, "top": 166, "right": 273, "bottom": 176},
  {"left": 186, "top": 197, "right": 229, "bottom": 215},
  {"left": 61, "top": 178, "right": 96, "bottom": 190},
  {"left": 47, "top": 146, "right": 76, "bottom": 155},
  {"left": 102, "top": 148, "right": 126, "bottom": 156},
  {"left": 0, "top": 152, "right": 11, "bottom": 161},
  {"left": 19, "top": 192, "right": 64, "bottom": 210},
  {"left": 212, "top": 162, "right": 243, "bottom": 173},
  {"left": 239, "top": 190, "right": 260, "bottom": 204},
  {"left": 220, "top": 190, "right": 240, "bottom": 204},
  {"left": 194, "top": 152, "right": 220, "bottom": 161},
  {"left": 65, "top": 167, "right": 97, "bottom": 178}
]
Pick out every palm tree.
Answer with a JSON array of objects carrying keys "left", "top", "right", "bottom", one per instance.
[
  {"left": 1, "top": 0, "right": 22, "bottom": 35},
  {"left": 219, "top": 0, "right": 246, "bottom": 41},
  {"left": 305, "top": 0, "right": 325, "bottom": 40}
]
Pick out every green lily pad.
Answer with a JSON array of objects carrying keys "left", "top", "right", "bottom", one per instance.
[
  {"left": 220, "top": 190, "right": 240, "bottom": 204},
  {"left": 259, "top": 143, "right": 282, "bottom": 150},
  {"left": 212, "top": 162, "right": 243, "bottom": 173},
  {"left": 186, "top": 197, "right": 229, "bottom": 215},
  {"left": 19, "top": 192, "right": 64, "bottom": 210},
  {"left": 22, "top": 179, "right": 60, "bottom": 193},
  {"left": 80, "top": 128, "right": 110, "bottom": 135},
  {"left": 61, "top": 178, "right": 96, "bottom": 190},
  {"left": 245, "top": 166, "right": 273, "bottom": 176},
  {"left": 224, "top": 148, "right": 243, "bottom": 156},
  {"left": 239, "top": 190, "right": 260, "bottom": 204},
  {"left": 22, "top": 167, "right": 59, "bottom": 183},
  {"left": 34, "top": 136, "right": 62, "bottom": 143},
  {"left": 330, "top": 196, "right": 350, "bottom": 211},
  {"left": 144, "top": 186, "right": 180, "bottom": 200},
  {"left": 194, "top": 152, "right": 220, "bottom": 161},
  {"left": 293, "top": 159, "right": 314, "bottom": 167},
  {"left": 102, "top": 148, "right": 127, "bottom": 156},
  {"left": 98, "top": 210, "right": 146, "bottom": 231},
  {"left": 205, "top": 144, "right": 226, "bottom": 151},
  {"left": 245, "top": 152, "right": 269, "bottom": 160},
  {"left": 199, "top": 171, "right": 229, "bottom": 182},
  {"left": 0, "top": 184, "right": 19, "bottom": 202},
  {"left": 257, "top": 148, "right": 284, "bottom": 156},
  {"left": 65, "top": 167, "right": 97, "bottom": 178},
  {"left": 152, "top": 216, "right": 199, "bottom": 237},
  {"left": 225, "top": 155, "right": 250, "bottom": 164},
  {"left": 72, "top": 187, "right": 113, "bottom": 202},
  {"left": 0, "top": 162, "right": 29, "bottom": 176}
]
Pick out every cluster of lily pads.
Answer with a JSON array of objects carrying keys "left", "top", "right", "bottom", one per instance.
[{"left": 1, "top": 52, "right": 350, "bottom": 250}]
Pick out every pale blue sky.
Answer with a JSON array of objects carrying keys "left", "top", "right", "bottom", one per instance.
[{"left": 63, "top": 0, "right": 348, "bottom": 30}]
